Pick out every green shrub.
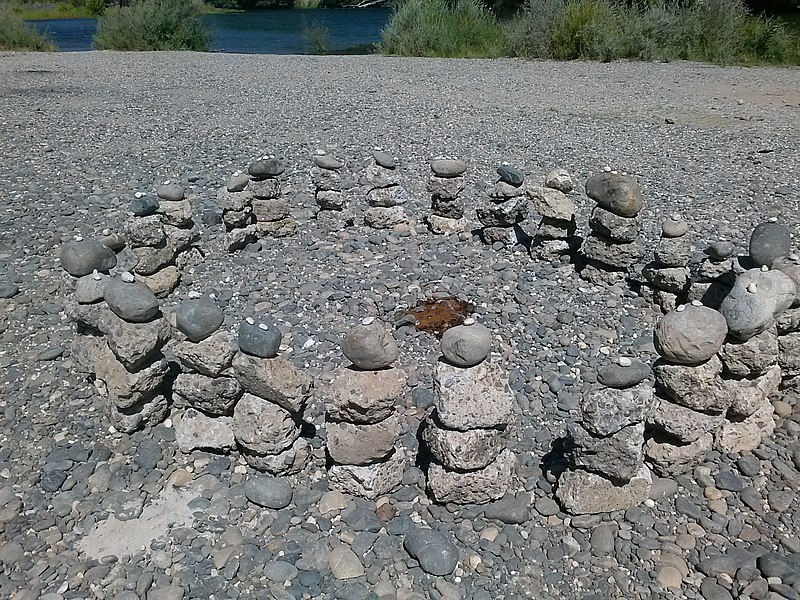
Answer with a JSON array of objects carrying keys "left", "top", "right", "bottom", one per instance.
[
  {"left": 381, "top": 0, "right": 507, "bottom": 58},
  {"left": 93, "top": 0, "right": 211, "bottom": 51},
  {"left": 0, "top": 4, "right": 56, "bottom": 50},
  {"left": 549, "top": 0, "right": 625, "bottom": 60},
  {"left": 505, "top": 0, "right": 564, "bottom": 58},
  {"left": 303, "top": 21, "right": 330, "bottom": 54}
]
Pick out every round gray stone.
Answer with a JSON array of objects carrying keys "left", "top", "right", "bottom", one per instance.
[
  {"left": 312, "top": 154, "right": 342, "bottom": 170},
  {"left": 749, "top": 222, "right": 792, "bottom": 268},
  {"left": 440, "top": 323, "right": 491, "bottom": 367},
  {"left": 430, "top": 158, "right": 466, "bottom": 178},
  {"left": 176, "top": 298, "right": 224, "bottom": 342},
  {"left": 585, "top": 172, "right": 643, "bottom": 217},
  {"left": 654, "top": 305, "right": 728, "bottom": 364},
  {"left": 244, "top": 475, "right": 293, "bottom": 509},
  {"left": 662, "top": 216, "right": 689, "bottom": 238},
  {"left": 249, "top": 159, "right": 285, "bottom": 179},
  {"left": 60, "top": 240, "right": 117, "bottom": 277},
  {"left": 373, "top": 151, "right": 396, "bottom": 169},
  {"left": 238, "top": 318, "right": 282, "bottom": 358},
  {"left": 227, "top": 172, "right": 250, "bottom": 192},
  {"left": 707, "top": 241, "right": 735, "bottom": 260},
  {"left": 131, "top": 195, "right": 159, "bottom": 217},
  {"left": 597, "top": 359, "right": 651, "bottom": 388},
  {"left": 497, "top": 165, "right": 524, "bottom": 187},
  {"left": 342, "top": 322, "right": 398, "bottom": 370},
  {"left": 156, "top": 183, "right": 184, "bottom": 201},
  {"left": 104, "top": 278, "right": 159, "bottom": 323},
  {"left": 403, "top": 528, "right": 458, "bottom": 576}
]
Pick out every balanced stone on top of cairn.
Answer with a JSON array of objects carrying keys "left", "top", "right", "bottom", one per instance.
[
  {"left": 642, "top": 213, "right": 693, "bottom": 312},
  {"left": 124, "top": 181, "right": 198, "bottom": 297},
  {"left": 687, "top": 240, "right": 737, "bottom": 309},
  {"left": 426, "top": 158, "right": 470, "bottom": 235},
  {"left": 170, "top": 295, "right": 238, "bottom": 454},
  {"left": 475, "top": 164, "right": 527, "bottom": 246},
  {"left": 66, "top": 272, "right": 171, "bottom": 433},
  {"left": 527, "top": 168, "right": 578, "bottom": 259},
  {"left": 556, "top": 358, "right": 654, "bottom": 515},
  {"left": 580, "top": 171, "right": 645, "bottom": 284},
  {"left": 362, "top": 150, "right": 410, "bottom": 230},
  {"left": 323, "top": 319, "right": 407, "bottom": 499},
  {"left": 231, "top": 315, "right": 313, "bottom": 475},
  {"left": 424, "top": 320, "right": 516, "bottom": 504}
]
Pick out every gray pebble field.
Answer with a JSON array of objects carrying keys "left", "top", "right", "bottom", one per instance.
[{"left": 0, "top": 51, "right": 799, "bottom": 600}]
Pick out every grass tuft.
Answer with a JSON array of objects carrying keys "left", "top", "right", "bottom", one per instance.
[{"left": 0, "top": 4, "right": 56, "bottom": 50}]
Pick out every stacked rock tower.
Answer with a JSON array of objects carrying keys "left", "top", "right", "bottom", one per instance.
[
  {"left": 170, "top": 297, "right": 238, "bottom": 454},
  {"left": 426, "top": 158, "right": 469, "bottom": 235},
  {"left": 527, "top": 168, "right": 578, "bottom": 259},
  {"left": 475, "top": 165, "right": 527, "bottom": 245},
  {"left": 312, "top": 153, "right": 353, "bottom": 229},
  {"left": 580, "top": 171, "right": 645, "bottom": 284},
  {"left": 249, "top": 157, "right": 297, "bottom": 239},
  {"left": 125, "top": 182, "right": 198, "bottom": 297},
  {"left": 687, "top": 240, "right": 737, "bottom": 309},
  {"left": 324, "top": 320, "right": 408, "bottom": 499},
  {"left": 362, "top": 150, "right": 410, "bottom": 230},
  {"left": 424, "top": 320, "right": 516, "bottom": 504},
  {"left": 232, "top": 315, "right": 313, "bottom": 474},
  {"left": 642, "top": 213, "right": 693, "bottom": 312},
  {"left": 557, "top": 371, "right": 653, "bottom": 515},
  {"left": 219, "top": 168, "right": 256, "bottom": 252}
]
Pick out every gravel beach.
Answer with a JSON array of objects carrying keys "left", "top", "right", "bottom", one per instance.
[{"left": 0, "top": 51, "right": 799, "bottom": 600}]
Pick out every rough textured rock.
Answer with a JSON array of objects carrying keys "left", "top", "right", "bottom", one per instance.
[
  {"left": 556, "top": 465, "right": 652, "bottom": 515},
  {"left": 653, "top": 305, "right": 728, "bottom": 365},
  {"left": 724, "top": 364, "right": 781, "bottom": 417},
  {"left": 171, "top": 330, "right": 235, "bottom": 378},
  {"left": 544, "top": 168, "right": 574, "bottom": 193},
  {"left": 647, "top": 398, "right": 725, "bottom": 443},
  {"left": 749, "top": 222, "right": 792, "bottom": 268},
  {"left": 324, "top": 367, "right": 406, "bottom": 425},
  {"left": 588, "top": 206, "right": 641, "bottom": 243},
  {"left": 364, "top": 207, "right": 407, "bottom": 230},
  {"left": 581, "top": 383, "right": 654, "bottom": 436},
  {"left": 107, "top": 393, "right": 168, "bottom": 434},
  {"left": 174, "top": 409, "right": 235, "bottom": 453},
  {"left": 366, "top": 185, "right": 408, "bottom": 208},
  {"left": 60, "top": 239, "right": 117, "bottom": 277},
  {"left": 326, "top": 415, "right": 399, "bottom": 465},
  {"left": 581, "top": 234, "right": 645, "bottom": 269},
  {"left": 714, "top": 401, "right": 775, "bottom": 454},
  {"left": 655, "top": 236, "right": 693, "bottom": 267},
  {"left": 778, "top": 331, "right": 800, "bottom": 377},
  {"left": 720, "top": 268, "right": 796, "bottom": 340},
  {"left": 569, "top": 422, "right": 645, "bottom": 481},
  {"left": 327, "top": 448, "right": 406, "bottom": 499},
  {"left": 718, "top": 328, "right": 779, "bottom": 377},
  {"left": 250, "top": 180, "right": 283, "bottom": 202},
  {"left": 173, "top": 373, "right": 242, "bottom": 416},
  {"left": 434, "top": 361, "right": 513, "bottom": 431},
  {"left": 422, "top": 420, "right": 507, "bottom": 471},
  {"left": 95, "top": 345, "right": 168, "bottom": 409},
  {"left": 232, "top": 353, "right": 311, "bottom": 414},
  {"left": 341, "top": 322, "right": 398, "bottom": 370},
  {"left": 232, "top": 393, "right": 300, "bottom": 455},
  {"left": 585, "top": 172, "right": 643, "bottom": 217},
  {"left": 527, "top": 186, "right": 575, "bottom": 221},
  {"left": 653, "top": 356, "right": 729, "bottom": 412},
  {"left": 644, "top": 434, "right": 713, "bottom": 477},
  {"left": 439, "top": 323, "right": 491, "bottom": 367},
  {"left": 241, "top": 438, "right": 310, "bottom": 475},
  {"left": 137, "top": 265, "right": 180, "bottom": 299},
  {"left": 427, "top": 449, "right": 515, "bottom": 504}
]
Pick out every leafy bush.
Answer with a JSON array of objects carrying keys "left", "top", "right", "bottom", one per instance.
[
  {"left": 505, "top": 0, "right": 564, "bottom": 58},
  {"left": 93, "top": 0, "right": 211, "bottom": 51},
  {"left": 0, "top": 4, "right": 56, "bottom": 50},
  {"left": 549, "top": 0, "right": 625, "bottom": 60},
  {"left": 381, "top": 0, "right": 507, "bottom": 58},
  {"left": 303, "top": 21, "right": 330, "bottom": 54}
]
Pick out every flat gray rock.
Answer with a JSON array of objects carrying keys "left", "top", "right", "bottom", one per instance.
[
  {"left": 248, "top": 158, "right": 285, "bottom": 178},
  {"left": 430, "top": 158, "right": 466, "bottom": 178},
  {"left": 104, "top": 278, "right": 159, "bottom": 323},
  {"left": 175, "top": 297, "right": 224, "bottom": 342},
  {"left": 60, "top": 240, "right": 117, "bottom": 277},
  {"left": 244, "top": 475, "right": 293, "bottom": 509}
]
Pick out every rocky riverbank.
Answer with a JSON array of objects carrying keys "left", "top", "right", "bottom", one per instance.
[{"left": 0, "top": 52, "right": 798, "bottom": 600}]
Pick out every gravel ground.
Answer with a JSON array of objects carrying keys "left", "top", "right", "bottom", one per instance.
[{"left": 0, "top": 52, "right": 799, "bottom": 600}]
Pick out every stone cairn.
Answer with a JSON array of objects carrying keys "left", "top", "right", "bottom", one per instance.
[
  {"left": 362, "top": 150, "right": 410, "bottom": 230},
  {"left": 687, "top": 241, "right": 737, "bottom": 309},
  {"left": 423, "top": 320, "right": 516, "bottom": 504},
  {"left": 231, "top": 315, "right": 313, "bottom": 475},
  {"left": 426, "top": 158, "right": 469, "bottom": 235},
  {"left": 580, "top": 171, "right": 645, "bottom": 284},
  {"left": 125, "top": 182, "right": 198, "bottom": 297},
  {"left": 313, "top": 153, "right": 353, "bottom": 228},
  {"left": 641, "top": 213, "right": 693, "bottom": 312},
  {"left": 323, "top": 320, "right": 408, "bottom": 499},
  {"left": 219, "top": 157, "right": 296, "bottom": 252},
  {"left": 556, "top": 360, "right": 654, "bottom": 515},
  {"left": 476, "top": 164, "right": 527, "bottom": 246},
  {"left": 527, "top": 168, "right": 578, "bottom": 259},
  {"left": 170, "top": 296, "right": 238, "bottom": 454}
]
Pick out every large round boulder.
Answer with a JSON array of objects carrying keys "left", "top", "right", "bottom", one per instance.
[
  {"left": 342, "top": 322, "right": 398, "bottom": 370},
  {"left": 653, "top": 305, "right": 728, "bottom": 364},
  {"left": 60, "top": 239, "right": 117, "bottom": 277},
  {"left": 440, "top": 323, "right": 491, "bottom": 367},
  {"left": 585, "top": 172, "right": 643, "bottom": 218},
  {"left": 749, "top": 222, "right": 792, "bottom": 268},
  {"left": 720, "top": 268, "right": 796, "bottom": 340},
  {"left": 104, "top": 278, "right": 159, "bottom": 323}
]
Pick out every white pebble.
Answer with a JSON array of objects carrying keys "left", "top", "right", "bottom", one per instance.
[
  {"left": 790, "top": 254, "right": 799, "bottom": 261},
  {"left": 121, "top": 271, "right": 135, "bottom": 283},
  {"left": 134, "top": 191, "right": 144, "bottom": 198},
  {"left": 164, "top": 418, "right": 172, "bottom": 428},
  {"left": 302, "top": 339, "right": 315, "bottom": 349},
  {"left": 245, "top": 317, "right": 255, "bottom": 325},
  {"left": 74, "top": 235, "right": 83, "bottom": 242},
  {"left": 92, "top": 269, "right": 101, "bottom": 281},
  {"left": 761, "top": 265, "right": 769, "bottom": 272},
  {"left": 768, "top": 216, "right": 778, "bottom": 222},
  {"left": 233, "top": 170, "right": 241, "bottom": 176},
  {"left": 644, "top": 499, "right": 656, "bottom": 508},
  {"left": 603, "top": 165, "right": 612, "bottom": 172},
  {"left": 618, "top": 357, "right": 632, "bottom": 367},
  {"left": 361, "top": 316, "right": 375, "bottom": 325},
  {"left": 164, "top": 179, "right": 171, "bottom": 185},
  {"left": 671, "top": 213, "right": 682, "bottom": 221},
  {"left": 101, "top": 228, "right": 111, "bottom": 236},
  {"left": 691, "top": 300, "right": 702, "bottom": 306},
  {"left": 463, "top": 317, "right": 476, "bottom": 326},
  {"left": 747, "top": 282, "right": 758, "bottom": 293},
  {"left": 599, "top": 347, "right": 610, "bottom": 356},
  {"left": 188, "top": 291, "right": 202, "bottom": 299},
  {"left": 676, "top": 305, "right": 686, "bottom": 312},
  {"left": 258, "top": 323, "right": 270, "bottom": 330}
]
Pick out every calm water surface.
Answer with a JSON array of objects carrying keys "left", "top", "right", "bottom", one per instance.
[{"left": 29, "top": 9, "right": 390, "bottom": 54}]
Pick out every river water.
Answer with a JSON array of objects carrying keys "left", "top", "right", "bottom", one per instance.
[{"left": 28, "top": 9, "right": 391, "bottom": 54}]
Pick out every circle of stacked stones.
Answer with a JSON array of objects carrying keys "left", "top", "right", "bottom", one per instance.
[
  {"left": 580, "top": 170, "right": 645, "bottom": 284},
  {"left": 426, "top": 158, "right": 469, "bottom": 235},
  {"left": 362, "top": 150, "right": 410, "bottom": 230},
  {"left": 642, "top": 213, "right": 693, "bottom": 312},
  {"left": 170, "top": 296, "right": 238, "bottom": 454},
  {"left": 218, "top": 157, "right": 296, "bottom": 252},
  {"left": 423, "top": 320, "right": 516, "bottom": 504},
  {"left": 323, "top": 320, "right": 407, "bottom": 499},
  {"left": 125, "top": 182, "right": 198, "bottom": 296},
  {"left": 476, "top": 164, "right": 527, "bottom": 246},
  {"left": 527, "top": 168, "right": 578, "bottom": 259}
]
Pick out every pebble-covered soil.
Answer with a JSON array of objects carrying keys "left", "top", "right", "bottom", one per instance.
[{"left": 0, "top": 52, "right": 799, "bottom": 600}]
